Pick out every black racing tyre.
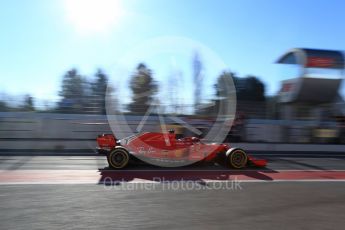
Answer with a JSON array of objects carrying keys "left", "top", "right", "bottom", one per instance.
[
  {"left": 107, "top": 147, "right": 130, "bottom": 169},
  {"left": 226, "top": 148, "right": 248, "bottom": 169}
]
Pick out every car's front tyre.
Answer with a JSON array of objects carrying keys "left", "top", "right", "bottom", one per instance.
[{"left": 226, "top": 148, "right": 248, "bottom": 169}]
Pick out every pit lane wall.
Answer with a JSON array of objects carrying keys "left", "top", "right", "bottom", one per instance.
[
  {"left": 0, "top": 112, "right": 161, "bottom": 151},
  {"left": 0, "top": 112, "right": 343, "bottom": 152}
]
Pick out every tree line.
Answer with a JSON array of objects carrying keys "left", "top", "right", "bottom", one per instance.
[{"left": 0, "top": 63, "right": 266, "bottom": 115}]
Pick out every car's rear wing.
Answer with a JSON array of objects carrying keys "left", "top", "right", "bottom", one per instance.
[{"left": 96, "top": 134, "right": 117, "bottom": 149}]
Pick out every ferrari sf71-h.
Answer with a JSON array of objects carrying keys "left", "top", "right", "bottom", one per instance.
[{"left": 96, "top": 131, "right": 267, "bottom": 169}]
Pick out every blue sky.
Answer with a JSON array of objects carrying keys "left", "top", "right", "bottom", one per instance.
[{"left": 1, "top": 0, "right": 345, "bottom": 107}]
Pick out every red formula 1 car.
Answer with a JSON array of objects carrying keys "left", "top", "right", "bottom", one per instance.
[{"left": 96, "top": 131, "right": 267, "bottom": 169}]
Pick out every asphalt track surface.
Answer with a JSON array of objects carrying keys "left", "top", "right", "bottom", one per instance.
[{"left": 1, "top": 152, "right": 345, "bottom": 229}]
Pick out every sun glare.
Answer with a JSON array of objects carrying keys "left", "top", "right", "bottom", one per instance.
[{"left": 63, "top": 0, "right": 124, "bottom": 34}]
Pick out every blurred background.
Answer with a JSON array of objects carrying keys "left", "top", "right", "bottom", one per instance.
[{"left": 1, "top": 0, "right": 345, "bottom": 152}]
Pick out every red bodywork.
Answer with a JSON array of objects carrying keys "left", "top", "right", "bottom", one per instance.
[{"left": 97, "top": 132, "right": 267, "bottom": 168}]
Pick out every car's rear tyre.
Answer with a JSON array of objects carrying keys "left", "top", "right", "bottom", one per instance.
[
  {"left": 226, "top": 148, "right": 248, "bottom": 169},
  {"left": 107, "top": 147, "right": 130, "bottom": 169}
]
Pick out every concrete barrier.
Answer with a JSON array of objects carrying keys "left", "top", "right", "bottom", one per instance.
[{"left": 235, "top": 143, "right": 345, "bottom": 153}]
